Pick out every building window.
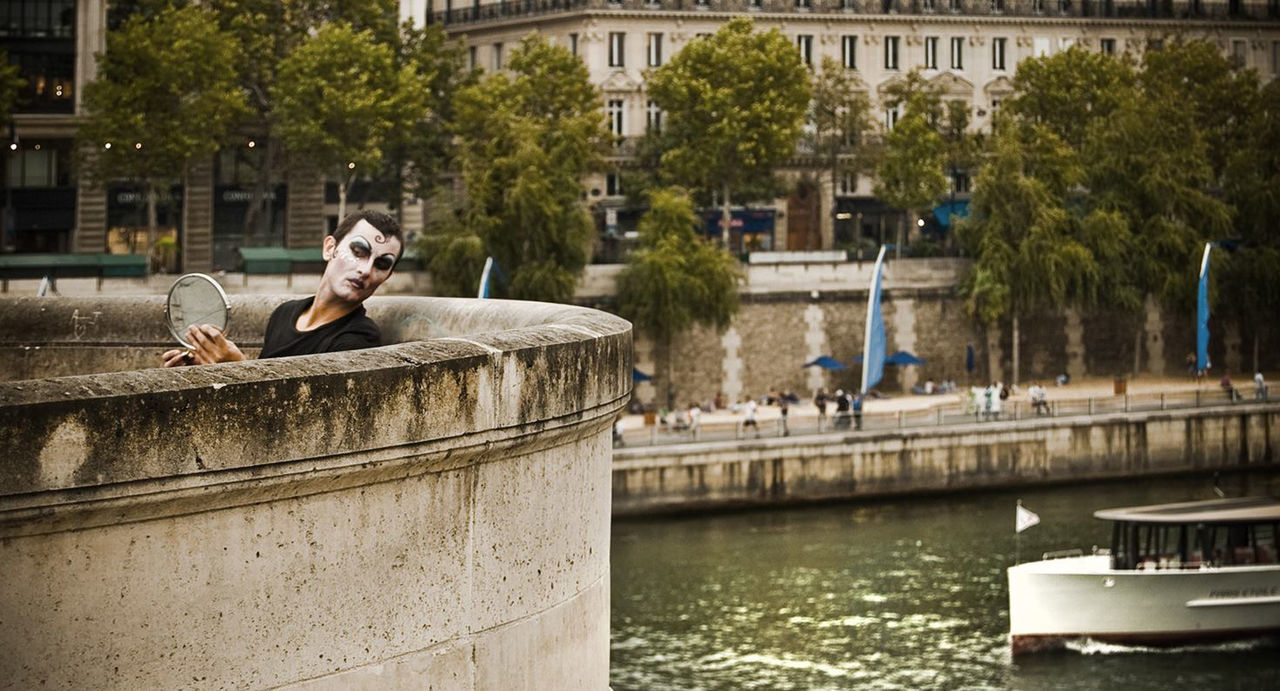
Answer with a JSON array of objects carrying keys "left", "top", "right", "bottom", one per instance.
[
  {"left": 990, "top": 0, "right": 1003, "bottom": 10},
  {"left": 839, "top": 172, "right": 857, "bottom": 195},
  {"left": 2, "top": 0, "right": 76, "bottom": 39},
  {"left": 609, "top": 32, "right": 625, "bottom": 68},
  {"left": 841, "top": 0, "right": 856, "bottom": 8},
  {"left": 1060, "top": 37, "right": 1076, "bottom": 50},
  {"left": 607, "top": 99, "right": 625, "bottom": 138},
  {"left": 1057, "top": 0, "right": 1068, "bottom": 10},
  {"left": 885, "top": 36, "right": 900, "bottom": 70},
  {"left": 492, "top": 43, "right": 503, "bottom": 71},
  {"left": 949, "top": 0, "right": 962, "bottom": 10},
  {"left": 1034, "top": 36, "right": 1050, "bottom": 57},
  {"left": 951, "top": 37, "right": 964, "bottom": 69},
  {"left": 1232, "top": 39, "right": 1247, "bottom": 68},
  {"left": 606, "top": 173, "right": 622, "bottom": 197},
  {"left": 796, "top": 0, "right": 812, "bottom": 7},
  {"left": 647, "top": 33, "right": 663, "bottom": 67},
  {"left": 1100, "top": 38, "right": 1116, "bottom": 55},
  {"left": 570, "top": 33, "right": 579, "bottom": 57},
  {"left": 952, "top": 171, "right": 971, "bottom": 194},
  {"left": 1033, "top": 0, "right": 1044, "bottom": 11},
  {"left": 842, "top": 35, "right": 858, "bottom": 69},
  {"left": 925, "top": 37, "right": 939, "bottom": 69},
  {"left": 923, "top": 0, "right": 936, "bottom": 10},
  {"left": 992, "top": 37, "right": 1007, "bottom": 70},
  {"left": 797, "top": 35, "right": 814, "bottom": 66},
  {"left": 646, "top": 100, "right": 663, "bottom": 132},
  {"left": 468, "top": 46, "right": 476, "bottom": 70},
  {"left": 885, "top": 105, "right": 900, "bottom": 130},
  {"left": 696, "top": 0, "right": 709, "bottom": 6},
  {"left": 991, "top": 97, "right": 1002, "bottom": 111}
]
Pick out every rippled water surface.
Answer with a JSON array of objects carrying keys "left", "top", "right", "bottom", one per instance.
[{"left": 611, "top": 472, "right": 1280, "bottom": 690}]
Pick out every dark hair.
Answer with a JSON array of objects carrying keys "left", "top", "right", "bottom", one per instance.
[{"left": 331, "top": 210, "right": 404, "bottom": 260}]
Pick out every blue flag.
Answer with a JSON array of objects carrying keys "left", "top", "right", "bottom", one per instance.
[
  {"left": 1196, "top": 243, "right": 1211, "bottom": 373},
  {"left": 861, "top": 245, "right": 888, "bottom": 394}
]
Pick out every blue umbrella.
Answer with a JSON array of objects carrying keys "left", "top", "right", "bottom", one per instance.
[
  {"left": 886, "top": 351, "right": 925, "bottom": 366},
  {"left": 853, "top": 351, "right": 925, "bottom": 366},
  {"left": 632, "top": 368, "right": 653, "bottom": 382},
  {"left": 803, "top": 355, "right": 847, "bottom": 371}
]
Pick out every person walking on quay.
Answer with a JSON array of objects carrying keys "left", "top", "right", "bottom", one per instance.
[
  {"left": 852, "top": 392, "right": 864, "bottom": 430},
  {"left": 688, "top": 402, "right": 702, "bottom": 441},
  {"left": 814, "top": 388, "right": 829, "bottom": 432},
  {"left": 778, "top": 396, "right": 790, "bottom": 437},
  {"left": 742, "top": 398, "right": 759, "bottom": 438},
  {"left": 1029, "top": 382, "right": 1049, "bottom": 416},
  {"left": 1256, "top": 372, "right": 1268, "bottom": 401},
  {"left": 834, "top": 389, "right": 850, "bottom": 429}
]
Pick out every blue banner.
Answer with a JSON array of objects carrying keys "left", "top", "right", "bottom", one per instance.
[
  {"left": 1196, "top": 243, "right": 1211, "bottom": 372},
  {"left": 861, "top": 246, "right": 888, "bottom": 394}
]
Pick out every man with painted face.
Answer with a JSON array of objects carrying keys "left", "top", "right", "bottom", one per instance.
[{"left": 162, "top": 210, "right": 403, "bottom": 366}]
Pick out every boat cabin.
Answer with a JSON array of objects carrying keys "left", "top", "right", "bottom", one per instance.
[{"left": 1097, "top": 496, "right": 1280, "bottom": 571}]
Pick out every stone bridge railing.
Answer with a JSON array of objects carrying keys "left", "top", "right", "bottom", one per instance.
[{"left": 0, "top": 294, "right": 630, "bottom": 689}]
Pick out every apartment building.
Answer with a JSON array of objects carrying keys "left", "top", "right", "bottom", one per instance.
[
  {"left": 4, "top": 0, "right": 1278, "bottom": 265},
  {"left": 421, "top": 0, "right": 1280, "bottom": 251}
]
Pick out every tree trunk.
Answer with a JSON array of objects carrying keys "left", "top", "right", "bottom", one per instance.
[
  {"left": 146, "top": 180, "right": 158, "bottom": 270},
  {"left": 720, "top": 182, "right": 732, "bottom": 250},
  {"left": 895, "top": 212, "right": 905, "bottom": 259},
  {"left": 1132, "top": 328, "right": 1142, "bottom": 377},
  {"left": 664, "top": 332, "right": 675, "bottom": 411},
  {"left": 1012, "top": 313, "right": 1020, "bottom": 388}
]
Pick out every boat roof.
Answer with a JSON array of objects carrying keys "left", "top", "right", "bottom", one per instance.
[{"left": 1094, "top": 496, "right": 1280, "bottom": 524}]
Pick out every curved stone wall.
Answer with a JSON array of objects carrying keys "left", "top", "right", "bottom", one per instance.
[{"left": 0, "top": 295, "right": 630, "bottom": 689}]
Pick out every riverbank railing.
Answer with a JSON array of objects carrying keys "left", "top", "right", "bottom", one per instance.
[{"left": 616, "top": 387, "right": 1275, "bottom": 449}]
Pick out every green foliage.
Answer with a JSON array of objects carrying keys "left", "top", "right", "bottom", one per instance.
[
  {"left": 441, "top": 34, "right": 609, "bottom": 302},
  {"left": 271, "top": 22, "right": 406, "bottom": 183},
  {"left": 808, "top": 56, "right": 878, "bottom": 190},
  {"left": 645, "top": 17, "right": 811, "bottom": 240},
  {"left": 957, "top": 119, "right": 1098, "bottom": 324},
  {"left": 1006, "top": 46, "right": 1136, "bottom": 151},
  {"left": 616, "top": 188, "right": 741, "bottom": 345},
  {"left": 874, "top": 71, "right": 948, "bottom": 214},
  {"left": 76, "top": 5, "right": 249, "bottom": 184},
  {"left": 0, "top": 49, "right": 25, "bottom": 125}
]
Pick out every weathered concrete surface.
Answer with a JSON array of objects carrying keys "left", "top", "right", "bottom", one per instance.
[
  {"left": 0, "top": 295, "right": 629, "bottom": 690},
  {"left": 612, "top": 405, "right": 1280, "bottom": 516}
]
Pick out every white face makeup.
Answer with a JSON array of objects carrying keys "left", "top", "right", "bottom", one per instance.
[{"left": 321, "top": 220, "right": 402, "bottom": 305}]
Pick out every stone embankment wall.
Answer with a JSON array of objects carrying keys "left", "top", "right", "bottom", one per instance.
[
  {"left": 612, "top": 404, "right": 1279, "bottom": 516},
  {"left": 0, "top": 295, "right": 630, "bottom": 689},
  {"left": 576, "top": 259, "right": 1278, "bottom": 408}
]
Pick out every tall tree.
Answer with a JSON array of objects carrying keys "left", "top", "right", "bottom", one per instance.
[
  {"left": 1219, "top": 79, "right": 1280, "bottom": 371},
  {"left": 807, "top": 56, "right": 877, "bottom": 250},
  {"left": 874, "top": 70, "right": 947, "bottom": 257},
  {"left": 77, "top": 5, "right": 248, "bottom": 255},
  {"left": 646, "top": 17, "right": 811, "bottom": 247},
  {"left": 616, "top": 187, "right": 740, "bottom": 408},
  {"left": 271, "top": 22, "right": 409, "bottom": 220},
  {"left": 440, "top": 34, "right": 609, "bottom": 302},
  {"left": 1005, "top": 45, "right": 1135, "bottom": 152},
  {"left": 957, "top": 118, "right": 1099, "bottom": 386}
]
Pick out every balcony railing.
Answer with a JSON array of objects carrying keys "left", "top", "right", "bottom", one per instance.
[{"left": 430, "top": 0, "right": 1280, "bottom": 26}]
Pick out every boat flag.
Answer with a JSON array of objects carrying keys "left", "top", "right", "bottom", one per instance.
[
  {"left": 860, "top": 245, "right": 889, "bottom": 395},
  {"left": 1195, "top": 242, "right": 1212, "bottom": 373},
  {"left": 1015, "top": 501, "right": 1040, "bottom": 533}
]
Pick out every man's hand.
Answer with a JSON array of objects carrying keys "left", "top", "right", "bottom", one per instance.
[{"left": 161, "top": 324, "right": 246, "bottom": 367}]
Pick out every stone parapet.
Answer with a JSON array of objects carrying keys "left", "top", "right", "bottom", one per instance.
[
  {"left": 612, "top": 404, "right": 1280, "bottom": 516},
  {"left": 0, "top": 295, "right": 630, "bottom": 689}
]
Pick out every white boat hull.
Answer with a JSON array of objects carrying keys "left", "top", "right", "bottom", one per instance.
[{"left": 1008, "top": 555, "right": 1280, "bottom": 654}]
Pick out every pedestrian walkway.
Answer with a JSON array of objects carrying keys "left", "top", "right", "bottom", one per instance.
[{"left": 615, "top": 375, "right": 1274, "bottom": 448}]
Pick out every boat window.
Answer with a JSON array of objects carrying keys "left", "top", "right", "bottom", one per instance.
[{"left": 1111, "top": 520, "right": 1276, "bottom": 570}]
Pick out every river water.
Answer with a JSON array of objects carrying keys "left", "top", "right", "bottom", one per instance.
[{"left": 611, "top": 471, "right": 1280, "bottom": 690}]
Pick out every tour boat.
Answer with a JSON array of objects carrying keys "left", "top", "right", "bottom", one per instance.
[{"left": 1007, "top": 496, "right": 1280, "bottom": 655}]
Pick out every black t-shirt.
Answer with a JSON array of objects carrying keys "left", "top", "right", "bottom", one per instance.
[{"left": 258, "top": 297, "right": 381, "bottom": 359}]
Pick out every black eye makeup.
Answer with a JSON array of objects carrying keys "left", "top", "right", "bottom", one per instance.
[{"left": 345, "top": 236, "right": 396, "bottom": 272}]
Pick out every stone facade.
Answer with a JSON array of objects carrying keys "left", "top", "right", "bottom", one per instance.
[{"left": 0, "top": 295, "right": 629, "bottom": 689}]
